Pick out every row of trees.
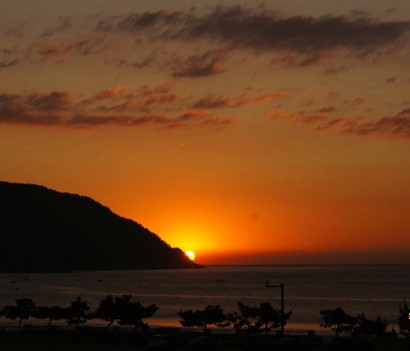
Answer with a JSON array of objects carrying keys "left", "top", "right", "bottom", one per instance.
[
  {"left": 0, "top": 295, "right": 158, "bottom": 331},
  {"left": 178, "top": 302, "right": 292, "bottom": 335},
  {"left": 320, "top": 301, "right": 410, "bottom": 338},
  {"left": 1, "top": 296, "right": 409, "bottom": 338},
  {"left": 0, "top": 296, "right": 291, "bottom": 335}
]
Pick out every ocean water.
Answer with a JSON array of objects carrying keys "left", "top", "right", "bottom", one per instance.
[{"left": 0, "top": 265, "right": 409, "bottom": 331}]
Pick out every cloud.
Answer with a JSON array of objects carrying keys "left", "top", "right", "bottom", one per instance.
[
  {"left": 39, "top": 42, "right": 71, "bottom": 61},
  {"left": 192, "top": 95, "right": 233, "bottom": 109},
  {"left": 0, "top": 59, "right": 18, "bottom": 68},
  {"left": 271, "top": 52, "right": 328, "bottom": 67},
  {"left": 269, "top": 107, "right": 410, "bottom": 140},
  {"left": 64, "top": 111, "right": 230, "bottom": 130},
  {"left": 0, "top": 89, "right": 230, "bottom": 130},
  {"left": 35, "top": 36, "right": 110, "bottom": 62},
  {"left": 172, "top": 49, "right": 227, "bottom": 78},
  {"left": 343, "top": 111, "right": 410, "bottom": 139},
  {"left": 117, "top": 6, "right": 410, "bottom": 57},
  {"left": 318, "top": 106, "right": 336, "bottom": 113},
  {"left": 385, "top": 76, "right": 397, "bottom": 84},
  {"left": 27, "top": 92, "right": 73, "bottom": 112},
  {"left": 0, "top": 93, "right": 62, "bottom": 125},
  {"left": 345, "top": 97, "right": 367, "bottom": 105},
  {"left": 192, "top": 91, "right": 284, "bottom": 109},
  {"left": 41, "top": 16, "right": 72, "bottom": 37},
  {"left": 90, "top": 82, "right": 185, "bottom": 113}
]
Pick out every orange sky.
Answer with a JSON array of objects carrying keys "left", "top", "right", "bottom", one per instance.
[{"left": 1, "top": 1, "right": 410, "bottom": 264}]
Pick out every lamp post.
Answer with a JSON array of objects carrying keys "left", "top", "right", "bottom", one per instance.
[{"left": 265, "top": 281, "right": 285, "bottom": 334}]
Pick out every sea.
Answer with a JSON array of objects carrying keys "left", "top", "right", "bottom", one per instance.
[{"left": 0, "top": 265, "right": 409, "bottom": 332}]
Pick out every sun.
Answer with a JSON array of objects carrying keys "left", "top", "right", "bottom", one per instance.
[{"left": 185, "top": 250, "right": 196, "bottom": 261}]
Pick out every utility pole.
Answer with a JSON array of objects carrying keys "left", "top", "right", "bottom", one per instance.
[{"left": 265, "top": 281, "right": 285, "bottom": 334}]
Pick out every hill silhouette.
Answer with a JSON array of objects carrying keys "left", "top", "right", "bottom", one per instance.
[{"left": 0, "top": 181, "right": 200, "bottom": 272}]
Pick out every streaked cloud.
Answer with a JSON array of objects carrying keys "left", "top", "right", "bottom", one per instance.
[
  {"left": 269, "top": 107, "right": 410, "bottom": 139},
  {"left": 343, "top": 110, "right": 410, "bottom": 139},
  {"left": 192, "top": 91, "right": 284, "bottom": 109},
  {"left": 117, "top": 6, "right": 410, "bottom": 56},
  {"left": 0, "top": 59, "right": 18, "bottom": 68},
  {"left": 172, "top": 49, "right": 227, "bottom": 78},
  {"left": 0, "top": 88, "right": 230, "bottom": 130}
]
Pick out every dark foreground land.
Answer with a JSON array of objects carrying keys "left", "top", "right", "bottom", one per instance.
[{"left": 0, "top": 328, "right": 408, "bottom": 351}]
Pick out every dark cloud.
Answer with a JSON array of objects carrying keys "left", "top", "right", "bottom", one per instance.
[
  {"left": 0, "top": 93, "right": 61, "bottom": 125},
  {"left": 269, "top": 107, "right": 410, "bottom": 140},
  {"left": 200, "top": 117, "right": 233, "bottom": 129},
  {"left": 0, "top": 90, "right": 230, "bottom": 130},
  {"left": 385, "top": 76, "right": 397, "bottom": 84},
  {"left": 0, "top": 59, "right": 18, "bottom": 68},
  {"left": 41, "top": 16, "right": 72, "bottom": 37},
  {"left": 343, "top": 112, "right": 410, "bottom": 139},
  {"left": 39, "top": 42, "right": 71, "bottom": 61},
  {"left": 192, "top": 91, "right": 284, "bottom": 109},
  {"left": 272, "top": 53, "right": 325, "bottom": 67},
  {"left": 193, "top": 95, "right": 232, "bottom": 109},
  {"left": 345, "top": 97, "right": 366, "bottom": 105},
  {"left": 36, "top": 37, "right": 109, "bottom": 62},
  {"left": 91, "top": 82, "right": 184, "bottom": 113},
  {"left": 1, "top": 47, "right": 19, "bottom": 68},
  {"left": 172, "top": 49, "right": 226, "bottom": 78},
  {"left": 65, "top": 112, "right": 229, "bottom": 130},
  {"left": 118, "top": 6, "right": 410, "bottom": 56},
  {"left": 399, "top": 108, "right": 410, "bottom": 115},
  {"left": 318, "top": 106, "right": 336, "bottom": 113},
  {"left": 27, "top": 92, "right": 72, "bottom": 112}
]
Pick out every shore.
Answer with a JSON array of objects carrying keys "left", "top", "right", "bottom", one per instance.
[{"left": 0, "top": 326, "right": 407, "bottom": 351}]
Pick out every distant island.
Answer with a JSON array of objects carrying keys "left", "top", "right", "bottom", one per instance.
[{"left": 0, "top": 181, "right": 201, "bottom": 272}]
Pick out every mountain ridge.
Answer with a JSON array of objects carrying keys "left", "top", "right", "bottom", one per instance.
[{"left": 0, "top": 181, "right": 200, "bottom": 272}]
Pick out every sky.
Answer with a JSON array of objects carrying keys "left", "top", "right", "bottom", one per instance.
[{"left": 1, "top": 0, "right": 410, "bottom": 265}]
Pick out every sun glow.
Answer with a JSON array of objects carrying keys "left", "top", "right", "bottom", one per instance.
[{"left": 185, "top": 250, "right": 196, "bottom": 261}]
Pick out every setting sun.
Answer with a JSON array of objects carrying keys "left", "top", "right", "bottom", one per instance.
[{"left": 184, "top": 250, "right": 196, "bottom": 261}]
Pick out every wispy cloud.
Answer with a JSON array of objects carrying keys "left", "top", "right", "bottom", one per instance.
[
  {"left": 117, "top": 6, "right": 410, "bottom": 57},
  {"left": 0, "top": 59, "right": 18, "bottom": 68},
  {"left": 343, "top": 110, "right": 410, "bottom": 139},
  {"left": 0, "top": 87, "right": 230, "bottom": 130},
  {"left": 269, "top": 107, "right": 410, "bottom": 140},
  {"left": 192, "top": 91, "right": 284, "bottom": 109},
  {"left": 172, "top": 49, "right": 227, "bottom": 78}
]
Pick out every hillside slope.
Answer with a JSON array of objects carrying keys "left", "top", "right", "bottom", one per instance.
[{"left": 0, "top": 181, "right": 200, "bottom": 272}]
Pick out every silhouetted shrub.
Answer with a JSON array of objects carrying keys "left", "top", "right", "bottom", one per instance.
[
  {"left": 229, "top": 302, "right": 291, "bottom": 335},
  {"left": 32, "top": 306, "right": 67, "bottom": 329},
  {"left": 3, "top": 298, "right": 36, "bottom": 330},
  {"left": 178, "top": 305, "right": 229, "bottom": 334},
  {"left": 65, "top": 297, "right": 90, "bottom": 329},
  {"left": 320, "top": 307, "right": 357, "bottom": 337},
  {"left": 116, "top": 296, "right": 158, "bottom": 332},
  {"left": 354, "top": 313, "right": 387, "bottom": 337},
  {"left": 398, "top": 300, "right": 410, "bottom": 338}
]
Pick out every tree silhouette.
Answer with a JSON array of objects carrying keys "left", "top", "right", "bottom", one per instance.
[
  {"left": 398, "top": 300, "right": 410, "bottom": 338},
  {"left": 33, "top": 306, "right": 67, "bottom": 329},
  {"left": 65, "top": 297, "right": 90, "bottom": 330},
  {"left": 320, "top": 308, "right": 357, "bottom": 337},
  {"left": 95, "top": 295, "right": 118, "bottom": 329},
  {"left": 259, "top": 302, "right": 291, "bottom": 335},
  {"left": 3, "top": 298, "right": 36, "bottom": 330},
  {"left": 231, "top": 302, "right": 291, "bottom": 335},
  {"left": 353, "top": 313, "right": 387, "bottom": 337},
  {"left": 116, "top": 296, "right": 158, "bottom": 332},
  {"left": 178, "top": 305, "right": 229, "bottom": 334},
  {"left": 95, "top": 294, "right": 139, "bottom": 330},
  {"left": 229, "top": 302, "right": 259, "bottom": 333}
]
